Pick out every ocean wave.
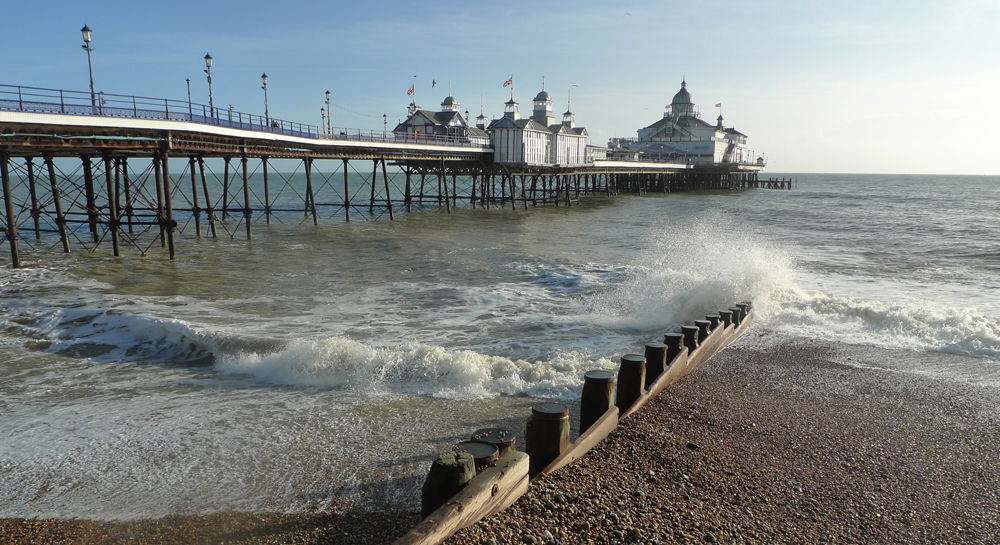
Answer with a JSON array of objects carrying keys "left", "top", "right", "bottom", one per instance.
[{"left": 215, "top": 337, "right": 616, "bottom": 400}]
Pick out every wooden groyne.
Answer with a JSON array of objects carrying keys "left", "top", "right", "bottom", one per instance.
[{"left": 395, "top": 302, "right": 753, "bottom": 545}]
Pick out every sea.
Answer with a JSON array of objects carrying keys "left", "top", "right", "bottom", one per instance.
[{"left": 1, "top": 173, "right": 998, "bottom": 520}]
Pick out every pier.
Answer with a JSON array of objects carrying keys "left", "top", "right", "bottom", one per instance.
[{"left": 0, "top": 84, "right": 787, "bottom": 268}]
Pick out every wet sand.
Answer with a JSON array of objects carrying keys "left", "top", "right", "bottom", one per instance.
[{"left": 4, "top": 336, "right": 999, "bottom": 544}]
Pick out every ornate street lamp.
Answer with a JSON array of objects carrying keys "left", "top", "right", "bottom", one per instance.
[
  {"left": 261, "top": 73, "right": 269, "bottom": 125},
  {"left": 325, "top": 90, "right": 331, "bottom": 135},
  {"left": 186, "top": 78, "right": 192, "bottom": 119},
  {"left": 204, "top": 53, "right": 214, "bottom": 117},
  {"left": 80, "top": 25, "right": 96, "bottom": 111},
  {"left": 321, "top": 107, "right": 326, "bottom": 137},
  {"left": 383, "top": 113, "right": 387, "bottom": 138}
]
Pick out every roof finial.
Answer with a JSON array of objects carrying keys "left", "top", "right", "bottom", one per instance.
[{"left": 542, "top": 75, "right": 545, "bottom": 91}]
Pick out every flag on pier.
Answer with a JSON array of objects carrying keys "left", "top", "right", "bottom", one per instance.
[
  {"left": 503, "top": 76, "right": 513, "bottom": 87},
  {"left": 715, "top": 103, "right": 722, "bottom": 107},
  {"left": 407, "top": 84, "right": 414, "bottom": 96}
]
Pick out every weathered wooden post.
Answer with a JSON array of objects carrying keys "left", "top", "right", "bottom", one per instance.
[
  {"left": 694, "top": 319, "right": 711, "bottom": 344},
  {"left": 706, "top": 314, "right": 721, "bottom": 330},
  {"left": 525, "top": 403, "right": 570, "bottom": 477},
  {"left": 643, "top": 342, "right": 668, "bottom": 389},
  {"left": 421, "top": 451, "right": 476, "bottom": 518},
  {"left": 471, "top": 428, "right": 516, "bottom": 458},
  {"left": 664, "top": 333, "right": 684, "bottom": 365},
  {"left": 681, "top": 325, "right": 700, "bottom": 351},
  {"left": 729, "top": 306, "right": 744, "bottom": 325},
  {"left": 615, "top": 354, "right": 646, "bottom": 411},
  {"left": 580, "top": 370, "right": 615, "bottom": 434},
  {"left": 718, "top": 309, "right": 733, "bottom": 328}
]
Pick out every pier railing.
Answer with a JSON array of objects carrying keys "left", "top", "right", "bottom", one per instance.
[{"left": 0, "top": 84, "right": 486, "bottom": 149}]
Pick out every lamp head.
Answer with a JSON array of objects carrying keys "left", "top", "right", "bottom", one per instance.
[
  {"left": 81, "top": 25, "right": 92, "bottom": 44},
  {"left": 261, "top": 73, "right": 268, "bottom": 86},
  {"left": 325, "top": 90, "right": 331, "bottom": 101},
  {"left": 204, "top": 53, "right": 213, "bottom": 69}
]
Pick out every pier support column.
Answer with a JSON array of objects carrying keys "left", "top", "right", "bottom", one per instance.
[
  {"left": 160, "top": 151, "right": 177, "bottom": 259},
  {"left": 43, "top": 154, "right": 70, "bottom": 253},
  {"left": 153, "top": 152, "right": 166, "bottom": 247},
  {"left": 222, "top": 157, "right": 232, "bottom": 220},
  {"left": 25, "top": 159, "right": 41, "bottom": 240},
  {"left": 82, "top": 156, "right": 99, "bottom": 242},
  {"left": 1, "top": 151, "right": 20, "bottom": 267},
  {"left": 262, "top": 156, "right": 271, "bottom": 225},
  {"left": 121, "top": 158, "right": 134, "bottom": 233},
  {"left": 188, "top": 157, "right": 202, "bottom": 236},
  {"left": 304, "top": 157, "right": 318, "bottom": 225},
  {"left": 197, "top": 157, "right": 217, "bottom": 238},
  {"left": 102, "top": 153, "right": 121, "bottom": 257},
  {"left": 241, "top": 154, "right": 252, "bottom": 240},
  {"left": 381, "top": 157, "right": 394, "bottom": 221},
  {"left": 343, "top": 158, "right": 351, "bottom": 221}
]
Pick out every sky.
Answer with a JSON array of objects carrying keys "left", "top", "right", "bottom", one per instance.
[{"left": 2, "top": 0, "right": 998, "bottom": 174}]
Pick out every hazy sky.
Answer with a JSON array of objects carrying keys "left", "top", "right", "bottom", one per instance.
[{"left": 3, "top": 0, "right": 998, "bottom": 174}]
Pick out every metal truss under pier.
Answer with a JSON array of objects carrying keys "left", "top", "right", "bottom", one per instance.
[{"left": 1, "top": 111, "right": 782, "bottom": 268}]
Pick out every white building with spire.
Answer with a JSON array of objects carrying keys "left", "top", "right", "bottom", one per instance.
[
  {"left": 393, "top": 93, "right": 489, "bottom": 146},
  {"left": 486, "top": 83, "right": 589, "bottom": 166},
  {"left": 610, "top": 79, "right": 758, "bottom": 167}
]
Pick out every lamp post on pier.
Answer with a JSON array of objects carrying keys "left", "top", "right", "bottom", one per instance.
[
  {"left": 204, "top": 53, "right": 214, "bottom": 118},
  {"left": 261, "top": 73, "right": 269, "bottom": 125},
  {"left": 186, "top": 78, "right": 192, "bottom": 120},
  {"left": 325, "top": 90, "right": 331, "bottom": 136},
  {"left": 320, "top": 108, "right": 326, "bottom": 137},
  {"left": 383, "top": 114, "right": 387, "bottom": 138},
  {"left": 80, "top": 25, "right": 96, "bottom": 111}
]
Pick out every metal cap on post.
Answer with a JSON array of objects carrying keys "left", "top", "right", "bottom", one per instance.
[
  {"left": 454, "top": 440, "right": 499, "bottom": 473},
  {"left": 471, "top": 428, "right": 516, "bottom": 458}
]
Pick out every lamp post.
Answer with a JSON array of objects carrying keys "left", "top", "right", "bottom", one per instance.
[
  {"left": 325, "top": 90, "right": 331, "bottom": 136},
  {"left": 261, "top": 73, "right": 269, "bottom": 126},
  {"left": 204, "top": 53, "right": 214, "bottom": 118},
  {"left": 321, "top": 108, "right": 326, "bottom": 137},
  {"left": 383, "top": 114, "right": 387, "bottom": 138},
  {"left": 186, "top": 78, "right": 192, "bottom": 119},
  {"left": 80, "top": 25, "right": 96, "bottom": 111}
]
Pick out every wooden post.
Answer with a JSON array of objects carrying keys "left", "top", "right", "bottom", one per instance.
[
  {"left": 102, "top": 153, "right": 120, "bottom": 257},
  {"left": 580, "top": 370, "right": 615, "bottom": 435},
  {"left": 718, "top": 309, "right": 733, "bottom": 328},
  {"left": 43, "top": 154, "right": 70, "bottom": 253},
  {"left": 706, "top": 314, "right": 721, "bottom": 330},
  {"left": 262, "top": 156, "right": 271, "bottom": 225},
  {"left": 381, "top": 157, "right": 394, "bottom": 220},
  {"left": 1, "top": 151, "right": 20, "bottom": 267},
  {"left": 663, "top": 333, "right": 684, "bottom": 364},
  {"left": 729, "top": 306, "right": 744, "bottom": 326},
  {"left": 82, "top": 156, "right": 99, "bottom": 242},
  {"left": 160, "top": 152, "right": 177, "bottom": 259},
  {"left": 694, "top": 319, "right": 711, "bottom": 345},
  {"left": 421, "top": 451, "right": 476, "bottom": 518},
  {"left": 343, "top": 158, "right": 351, "bottom": 221},
  {"left": 197, "top": 157, "right": 217, "bottom": 238},
  {"left": 643, "top": 342, "right": 667, "bottom": 390},
  {"left": 25, "top": 159, "right": 41, "bottom": 240},
  {"left": 188, "top": 157, "right": 202, "bottom": 236},
  {"left": 525, "top": 403, "right": 570, "bottom": 478},
  {"left": 304, "top": 158, "right": 318, "bottom": 225},
  {"left": 241, "top": 154, "right": 252, "bottom": 240},
  {"left": 681, "top": 325, "right": 700, "bottom": 351},
  {"left": 736, "top": 302, "right": 751, "bottom": 319},
  {"left": 615, "top": 354, "right": 646, "bottom": 411}
]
